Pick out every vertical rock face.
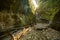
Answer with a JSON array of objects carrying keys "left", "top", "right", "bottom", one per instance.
[
  {"left": 50, "top": 10, "right": 60, "bottom": 31},
  {"left": 0, "top": 0, "right": 34, "bottom": 32},
  {"left": 0, "top": 13, "right": 15, "bottom": 31}
]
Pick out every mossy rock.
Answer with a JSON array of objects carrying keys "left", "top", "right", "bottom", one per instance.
[{"left": 50, "top": 10, "right": 60, "bottom": 31}]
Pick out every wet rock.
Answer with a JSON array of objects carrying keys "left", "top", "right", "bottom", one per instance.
[
  {"left": 34, "top": 23, "right": 48, "bottom": 30},
  {"left": 20, "top": 27, "right": 60, "bottom": 40}
]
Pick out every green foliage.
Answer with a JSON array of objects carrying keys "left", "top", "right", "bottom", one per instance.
[{"left": 37, "top": 0, "right": 60, "bottom": 21}]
